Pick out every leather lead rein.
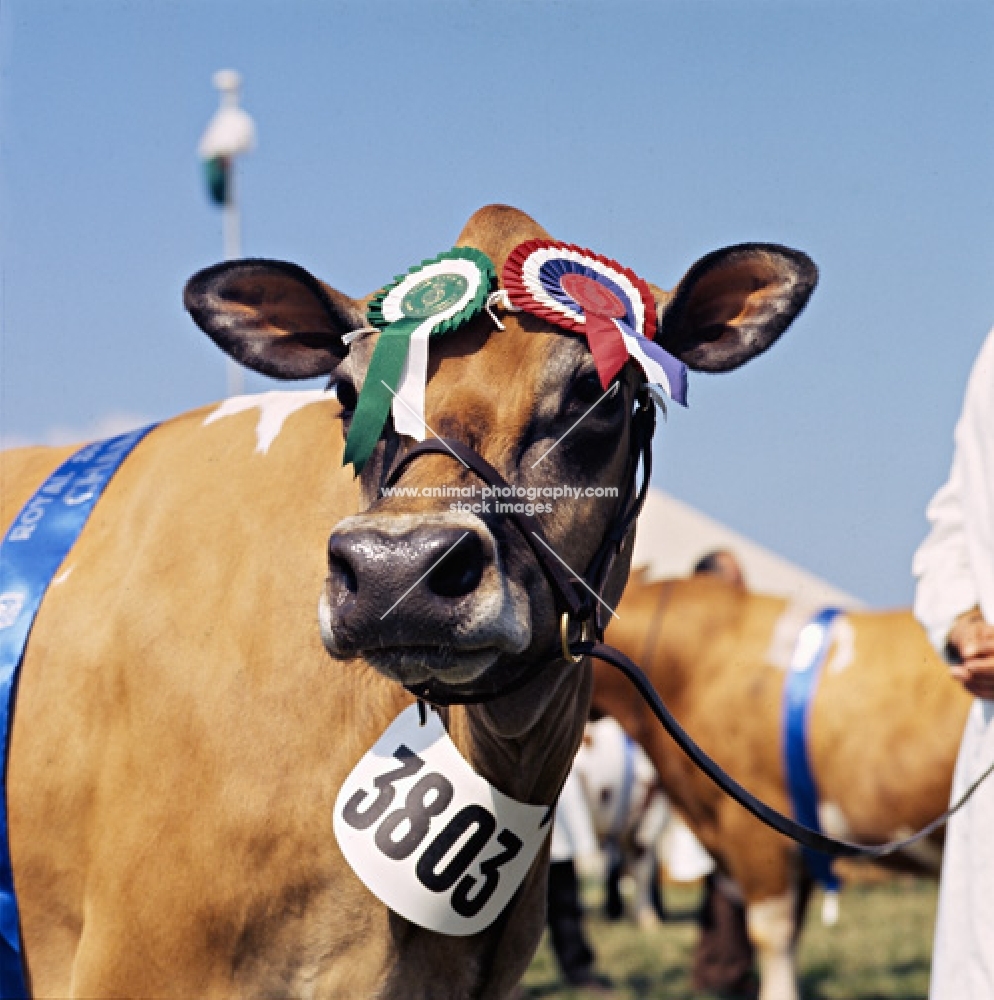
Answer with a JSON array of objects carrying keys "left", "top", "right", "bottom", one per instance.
[
  {"left": 573, "top": 640, "right": 994, "bottom": 860},
  {"left": 383, "top": 391, "right": 993, "bottom": 860}
]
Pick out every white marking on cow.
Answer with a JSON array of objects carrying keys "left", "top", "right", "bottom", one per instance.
[
  {"left": 813, "top": 805, "right": 849, "bottom": 926},
  {"left": 52, "top": 567, "right": 74, "bottom": 587},
  {"left": 821, "top": 889, "right": 840, "bottom": 927},
  {"left": 766, "top": 602, "right": 820, "bottom": 672},
  {"left": 826, "top": 617, "right": 854, "bottom": 673},
  {"left": 204, "top": 390, "right": 335, "bottom": 454},
  {"left": 747, "top": 891, "right": 799, "bottom": 1000},
  {"left": 766, "top": 604, "right": 853, "bottom": 675},
  {"left": 817, "top": 801, "right": 853, "bottom": 841}
]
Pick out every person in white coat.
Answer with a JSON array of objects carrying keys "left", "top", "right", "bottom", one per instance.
[{"left": 913, "top": 326, "right": 994, "bottom": 1000}]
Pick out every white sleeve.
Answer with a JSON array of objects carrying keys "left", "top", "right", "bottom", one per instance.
[
  {"left": 913, "top": 328, "right": 994, "bottom": 655},
  {"left": 912, "top": 446, "right": 978, "bottom": 656}
]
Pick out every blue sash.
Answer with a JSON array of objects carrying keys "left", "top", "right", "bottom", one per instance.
[
  {"left": 781, "top": 607, "right": 843, "bottom": 892},
  {"left": 0, "top": 425, "right": 156, "bottom": 996}
]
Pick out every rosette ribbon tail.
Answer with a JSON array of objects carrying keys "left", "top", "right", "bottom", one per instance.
[
  {"left": 617, "top": 321, "right": 688, "bottom": 406},
  {"left": 502, "top": 238, "right": 688, "bottom": 405},
  {"left": 342, "top": 247, "right": 495, "bottom": 473},
  {"left": 343, "top": 318, "right": 419, "bottom": 472},
  {"left": 583, "top": 312, "right": 631, "bottom": 391},
  {"left": 391, "top": 318, "right": 434, "bottom": 441}
]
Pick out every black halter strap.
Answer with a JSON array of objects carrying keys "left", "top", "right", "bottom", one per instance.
[{"left": 383, "top": 387, "right": 657, "bottom": 641}]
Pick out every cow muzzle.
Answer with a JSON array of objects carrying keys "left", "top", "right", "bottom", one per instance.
[{"left": 319, "top": 512, "right": 531, "bottom": 690}]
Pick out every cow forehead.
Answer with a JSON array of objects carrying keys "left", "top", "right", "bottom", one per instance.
[
  {"left": 453, "top": 204, "right": 552, "bottom": 274},
  {"left": 421, "top": 319, "right": 576, "bottom": 458}
]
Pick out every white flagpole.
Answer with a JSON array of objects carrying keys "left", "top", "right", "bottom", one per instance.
[
  {"left": 222, "top": 145, "right": 243, "bottom": 397},
  {"left": 198, "top": 69, "right": 256, "bottom": 398}
]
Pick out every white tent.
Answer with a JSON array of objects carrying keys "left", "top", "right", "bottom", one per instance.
[{"left": 633, "top": 488, "right": 862, "bottom": 609}]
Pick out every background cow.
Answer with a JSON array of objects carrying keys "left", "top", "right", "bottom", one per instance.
[
  {"left": 1, "top": 205, "right": 815, "bottom": 998},
  {"left": 594, "top": 570, "right": 971, "bottom": 1000}
]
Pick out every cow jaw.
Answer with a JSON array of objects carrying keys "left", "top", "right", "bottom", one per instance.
[{"left": 318, "top": 512, "right": 531, "bottom": 692}]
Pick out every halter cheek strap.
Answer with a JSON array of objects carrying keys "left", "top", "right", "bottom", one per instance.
[{"left": 382, "top": 388, "right": 656, "bottom": 641}]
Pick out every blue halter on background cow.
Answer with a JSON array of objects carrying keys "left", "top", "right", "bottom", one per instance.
[
  {"left": 597, "top": 730, "right": 640, "bottom": 845},
  {"left": 782, "top": 608, "right": 844, "bottom": 903},
  {"left": 0, "top": 425, "right": 157, "bottom": 997}
]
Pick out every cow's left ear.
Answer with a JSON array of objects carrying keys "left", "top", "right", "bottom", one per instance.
[
  {"left": 184, "top": 259, "right": 365, "bottom": 379},
  {"left": 654, "top": 244, "right": 817, "bottom": 373}
]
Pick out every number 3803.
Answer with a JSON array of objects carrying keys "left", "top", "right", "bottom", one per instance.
[{"left": 340, "top": 745, "right": 523, "bottom": 918}]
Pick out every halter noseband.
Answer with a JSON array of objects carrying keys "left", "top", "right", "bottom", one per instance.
[{"left": 382, "top": 386, "right": 657, "bottom": 648}]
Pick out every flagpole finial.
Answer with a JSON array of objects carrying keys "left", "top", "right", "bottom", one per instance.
[
  {"left": 198, "top": 70, "right": 256, "bottom": 162},
  {"left": 213, "top": 69, "right": 242, "bottom": 103}
]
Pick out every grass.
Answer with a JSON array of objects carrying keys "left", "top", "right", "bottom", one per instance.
[{"left": 521, "top": 877, "right": 937, "bottom": 999}]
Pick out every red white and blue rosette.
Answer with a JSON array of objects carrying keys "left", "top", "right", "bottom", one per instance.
[{"left": 502, "top": 240, "right": 687, "bottom": 405}]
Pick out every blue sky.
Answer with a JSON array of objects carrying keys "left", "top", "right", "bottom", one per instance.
[{"left": 2, "top": 1, "right": 992, "bottom": 608}]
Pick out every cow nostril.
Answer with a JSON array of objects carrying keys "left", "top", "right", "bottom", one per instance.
[
  {"left": 329, "top": 554, "right": 359, "bottom": 595},
  {"left": 427, "top": 534, "right": 487, "bottom": 599}
]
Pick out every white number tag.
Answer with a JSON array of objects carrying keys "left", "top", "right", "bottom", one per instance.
[{"left": 333, "top": 704, "right": 552, "bottom": 936}]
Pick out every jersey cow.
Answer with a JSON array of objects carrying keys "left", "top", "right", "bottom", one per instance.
[
  {"left": 0, "top": 206, "right": 816, "bottom": 998},
  {"left": 595, "top": 571, "right": 971, "bottom": 1000}
]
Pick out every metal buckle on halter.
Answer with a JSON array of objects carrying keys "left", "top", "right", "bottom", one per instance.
[{"left": 560, "top": 613, "right": 594, "bottom": 664}]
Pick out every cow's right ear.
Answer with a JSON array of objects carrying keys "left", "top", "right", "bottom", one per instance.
[
  {"left": 184, "top": 259, "right": 364, "bottom": 379},
  {"left": 653, "top": 244, "right": 817, "bottom": 374}
]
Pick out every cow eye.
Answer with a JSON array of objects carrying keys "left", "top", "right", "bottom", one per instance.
[
  {"left": 568, "top": 372, "right": 620, "bottom": 411},
  {"left": 334, "top": 378, "right": 357, "bottom": 418}
]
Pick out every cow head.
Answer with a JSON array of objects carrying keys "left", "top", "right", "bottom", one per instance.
[{"left": 184, "top": 205, "right": 815, "bottom": 706}]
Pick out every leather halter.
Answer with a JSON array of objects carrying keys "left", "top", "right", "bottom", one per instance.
[{"left": 383, "top": 386, "right": 657, "bottom": 643}]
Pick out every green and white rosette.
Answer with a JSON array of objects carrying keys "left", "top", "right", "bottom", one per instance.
[{"left": 343, "top": 248, "right": 496, "bottom": 472}]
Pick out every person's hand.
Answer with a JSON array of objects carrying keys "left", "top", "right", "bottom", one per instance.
[{"left": 946, "top": 607, "right": 994, "bottom": 699}]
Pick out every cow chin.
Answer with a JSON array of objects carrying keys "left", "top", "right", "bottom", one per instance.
[
  {"left": 317, "top": 590, "right": 533, "bottom": 702},
  {"left": 359, "top": 648, "right": 543, "bottom": 706},
  {"left": 365, "top": 646, "right": 501, "bottom": 692}
]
